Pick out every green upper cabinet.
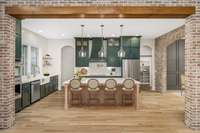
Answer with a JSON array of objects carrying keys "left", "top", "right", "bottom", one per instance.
[
  {"left": 75, "top": 38, "right": 89, "bottom": 67},
  {"left": 15, "top": 19, "right": 22, "bottom": 61},
  {"left": 90, "top": 38, "right": 103, "bottom": 60},
  {"left": 107, "top": 38, "right": 121, "bottom": 67},
  {"left": 122, "top": 36, "right": 141, "bottom": 59}
]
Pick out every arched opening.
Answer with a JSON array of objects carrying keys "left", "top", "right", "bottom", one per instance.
[{"left": 61, "top": 46, "right": 75, "bottom": 87}]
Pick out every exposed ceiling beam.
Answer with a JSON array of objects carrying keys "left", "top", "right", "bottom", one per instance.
[{"left": 5, "top": 6, "right": 195, "bottom": 19}]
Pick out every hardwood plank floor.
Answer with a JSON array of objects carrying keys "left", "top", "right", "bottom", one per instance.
[{"left": 1, "top": 90, "right": 197, "bottom": 133}]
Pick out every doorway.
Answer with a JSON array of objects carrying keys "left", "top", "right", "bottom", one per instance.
[
  {"left": 61, "top": 46, "right": 75, "bottom": 86},
  {"left": 167, "top": 39, "right": 185, "bottom": 90}
]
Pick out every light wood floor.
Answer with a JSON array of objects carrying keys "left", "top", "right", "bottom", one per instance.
[{"left": 1, "top": 90, "right": 197, "bottom": 133}]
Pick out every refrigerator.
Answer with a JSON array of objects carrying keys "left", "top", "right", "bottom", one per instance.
[{"left": 122, "top": 59, "right": 140, "bottom": 81}]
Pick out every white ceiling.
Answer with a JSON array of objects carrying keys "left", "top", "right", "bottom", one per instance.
[{"left": 22, "top": 19, "right": 185, "bottom": 39}]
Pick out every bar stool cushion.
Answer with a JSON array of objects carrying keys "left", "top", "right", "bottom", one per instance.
[
  {"left": 88, "top": 79, "right": 100, "bottom": 91},
  {"left": 105, "top": 79, "right": 117, "bottom": 91},
  {"left": 69, "top": 79, "right": 82, "bottom": 91},
  {"left": 122, "top": 79, "right": 135, "bottom": 91}
]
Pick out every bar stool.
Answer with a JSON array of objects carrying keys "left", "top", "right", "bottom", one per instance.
[
  {"left": 104, "top": 79, "right": 117, "bottom": 105},
  {"left": 121, "top": 79, "right": 136, "bottom": 105},
  {"left": 87, "top": 79, "right": 100, "bottom": 105},
  {"left": 69, "top": 79, "right": 82, "bottom": 106}
]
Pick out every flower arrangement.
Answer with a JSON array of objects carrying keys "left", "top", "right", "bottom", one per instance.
[
  {"left": 74, "top": 69, "right": 82, "bottom": 80},
  {"left": 74, "top": 68, "right": 88, "bottom": 80}
]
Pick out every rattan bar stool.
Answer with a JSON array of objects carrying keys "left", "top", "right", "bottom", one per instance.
[{"left": 69, "top": 79, "right": 82, "bottom": 106}]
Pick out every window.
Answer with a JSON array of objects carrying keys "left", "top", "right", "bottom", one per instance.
[
  {"left": 22, "top": 45, "right": 28, "bottom": 76},
  {"left": 31, "top": 47, "right": 39, "bottom": 75}
]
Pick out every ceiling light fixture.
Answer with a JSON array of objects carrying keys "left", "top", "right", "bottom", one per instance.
[
  {"left": 38, "top": 30, "right": 43, "bottom": 33},
  {"left": 117, "top": 25, "right": 126, "bottom": 58},
  {"left": 78, "top": 25, "right": 87, "bottom": 58},
  {"left": 98, "top": 25, "right": 106, "bottom": 58}
]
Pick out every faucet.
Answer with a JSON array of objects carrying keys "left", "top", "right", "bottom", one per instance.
[{"left": 33, "top": 65, "right": 40, "bottom": 77}]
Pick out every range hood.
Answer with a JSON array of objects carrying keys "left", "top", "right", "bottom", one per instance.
[{"left": 89, "top": 38, "right": 107, "bottom": 61}]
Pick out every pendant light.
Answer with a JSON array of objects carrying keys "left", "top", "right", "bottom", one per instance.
[
  {"left": 78, "top": 25, "right": 87, "bottom": 58},
  {"left": 98, "top": 25, "right": 105, "bottom": 58},
  {"left": 118, "top": 25, "right": 126, "bottom": 58}
]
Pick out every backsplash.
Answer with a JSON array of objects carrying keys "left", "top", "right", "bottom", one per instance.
[{"left": 75, "top": 65, "right": 121, "bottom": 77}]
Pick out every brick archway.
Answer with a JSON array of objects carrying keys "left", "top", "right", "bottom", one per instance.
[{"left": 0, "top": 2, "right": 199, "bottom": 130}]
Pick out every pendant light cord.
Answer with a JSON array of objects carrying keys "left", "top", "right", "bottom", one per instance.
[
  {"left": 120, "top": 25, "right": 123, "bottom": 49},
  {"left": 101, "top": 25, "right": 104, "bottom": 50},
  {"left": 81, "top": 25, "right": 84, "bottom": 47}
]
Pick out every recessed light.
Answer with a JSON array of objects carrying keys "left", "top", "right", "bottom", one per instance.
[
  {"left": 61, "top": 34, "right": 65, "bottom": 37},
  {"left": 38, "top": 30, "right": 43, "bottom": 33},
  {"left": 111, "top": 34, "right": 116, "bottom": 37}
]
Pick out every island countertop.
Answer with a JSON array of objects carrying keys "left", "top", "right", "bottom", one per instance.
[{"left": 63, "top": 77, "right": 140, "bottom": 85}]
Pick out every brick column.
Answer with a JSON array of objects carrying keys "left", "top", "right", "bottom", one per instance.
[
  {"left": 185, "top": 5, "right": 200, "bottom": 130},
  {"left": 0, "top": 5, "right": 15, "bottom": 129}
]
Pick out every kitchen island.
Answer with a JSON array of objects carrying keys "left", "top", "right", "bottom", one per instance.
[{"left": 64, "top": 78, "right": 140, "bottom": 109}]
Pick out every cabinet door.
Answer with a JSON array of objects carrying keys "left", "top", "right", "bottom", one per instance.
[
  {"left": 15, "top": 98, "right": 22, "bottom": 113},
  {"left": 107, "top": 38, "right": 121, "bottom": 67},
  {"left": 45, "top": 83, "right": 50, "bottom": 95},
  {"left": 90, "top": 38, "right": 102, "bottom": 59},
  {"left": 40, "top": 85, "right": 46, "bottom": 98},
  {"left": 22, "top": 83, "right": 31, "bottom": 108},
  {"left": 15, "top": 33, "right": 22, "bottom": 61},
  {"left": 15, "top": 19, "right": 22, "bottom": 61},
  {"left": 16, "top": 19, "right": 21, "bottom": 34},
  {"left": 122, "top": 36, "right": 140, "bottom": 59},
  {"left": 75, "top": 38, "right": 89, "bottom": 67}
]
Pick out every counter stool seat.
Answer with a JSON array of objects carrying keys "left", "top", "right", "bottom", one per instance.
[
  {"left": 87, "top": 79, "right": 100, "bottom": 105},
  {"left": 122, "top": 79, "right": 136, "bottom": 105},
  {"left": 104, "top": 79, "right": 117, "bottom": 105},
  {"left": 69, "top": 79, "right": 82, "bottom": 106}
]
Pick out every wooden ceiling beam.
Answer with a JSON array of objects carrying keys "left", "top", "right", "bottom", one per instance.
[{"left": 5, "top": 6, "right": 195, "bottom": 19}]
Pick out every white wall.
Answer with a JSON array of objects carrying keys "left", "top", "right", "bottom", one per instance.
[
  {"left": 47, "top": 39, "right": 75, "bottom": 89},
  {"left": 22, "top": 28, "right": 48, "bottom": 76},
  {"left": 140, "top": 39, "right": 155, "bottom": 90},
  {"left": 22, "top": 28, "right": 75, "bottom": 90}
]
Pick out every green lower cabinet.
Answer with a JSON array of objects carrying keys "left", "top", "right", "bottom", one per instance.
[
  {"left": 45, "top": 83, "right": 50, "bottom": 95},
  {"left": 40, "top": 84, "right": 46, "bottom": 98},
  {"left": 15, "top": 98, "right": 22, "bottom": 113},
  {"left": 22, "top": 83, "right": 31, "bottom": 108}
]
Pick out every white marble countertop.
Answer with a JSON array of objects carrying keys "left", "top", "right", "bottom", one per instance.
[
  {"left": 64, "top": 77, "right": 140, "bottom": 85},
  {"left": 21, "top": 73, "right": 58, "bottom": 84}
]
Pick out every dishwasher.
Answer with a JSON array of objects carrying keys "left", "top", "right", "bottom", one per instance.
[{"left": 31, "top": 80, "right": 41, "bottom": 103}]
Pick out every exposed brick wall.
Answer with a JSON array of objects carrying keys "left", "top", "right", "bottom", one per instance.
[
  {"left": 185, "top": 4, "right": 200, "bottom": 129},
  {"left": 0, "top": 4, "right": 15, "bottom": 129},
  {"left": 0, "top": 0, "right": 199, "bottom": 130},
  {"left": 155, "top": 26, "right": 185, "bottom": 92}
]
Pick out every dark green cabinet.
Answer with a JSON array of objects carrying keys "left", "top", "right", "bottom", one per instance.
[
  {"left": 15, "top": 98, "right": 22, "bottom": 112},
  {"left": 75, "top": 38, "right": 89, "bottom": 67},
  {"left": 40, "top": 84, "right": 46, "bottom": 98},
  {"left": 75, "top": 36, "right": 141, "bottom": 67},
  {"left": 22, "top": 83, "right": 31, "bottom": 108},
  {"left": 90, "top": 38, "right": 103, "bottom": 60},
  {"left": 122, "top": 36, "right": 141, "bottom": 59},
  {"left": 107, "top": 38, "right": 121, "bottom": 67},
  {"left": 50, "top": 75, "right": 58, "bottom": 92},
  {"left": 15, "top": 19, "right": 22, "bottom": 61}
]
